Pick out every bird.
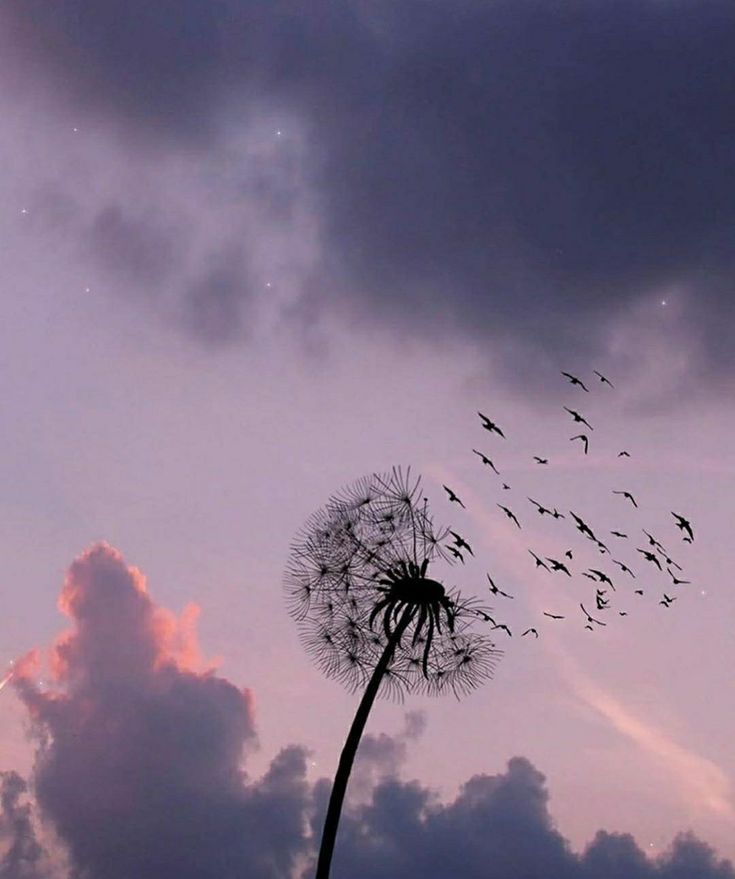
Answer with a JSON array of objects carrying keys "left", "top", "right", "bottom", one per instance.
[
  {"left": 447, "top": 546, "right": 465, "bottom": 563},
  {"left": 671, "top": 512, "right": 694, "bottom": 542},
  {"left": 634, "top": 589, "right": 644, "bottom": 596},
  {"left": 563, "top": 406, "right": 593, "bottom": 430},
  {"left": 596, "top": 540, "right": 610, "bottom": 555},
  {"left": 595, "top": 595, "right": 610, "bottom": 611},
  {"left": 570, "top": 511, "right": 596, "bottom": 541},
  {"left": 528, "top": 550, "right": 550, "bottom": 571},
  {"left": 551, "top": 508, "right": 565, "bottom": 520},
  {"left": 497, "top": 504, "right": 521, "bottom": 528},
  {"left": 668, "top": 571, "right": 691, "bottom": 586},
  {"left": 449, "top": 530, "right": 474, "bottom": 556},
  {"left": 561, "top": 371, "right": 589, "bottom": 392},
  {"left": 543, "top": 612, "right": 565, "bottom": 620},
  {"left": 593, "top": 369, "right": 614, "bottom": 388},
  {"left": 570, "top": 434, "right": 589, "bottom": 454},
  {"left": 637, "top": 548, "right": 662, "bottom": 571},
  {"left": 612, "top": 559, "right": 635, "bottom": 578},
  {"left": 580, "top": 603, "right": 607, "bottom": 626},
  {"left": 660, "top": 594, "right": 677, "bottom": 607},
  {"left": 610, "top": 530, "right": 628, "bottom": 539},
  {"left": 581, "top": 572, "right": 597, "bottom": 581},
  {"left": 443, "top": 485, "right": 466, "bottom": 508},
  {"left": 528, "top": 497, "right": 552, "bottom": 515},
  {"left": 492, "top": 623, "right": 512, "bottom": 637},
  {"left": 565, "top": 549, "right": 573, "bottom": 559},
  {"left": 588, "top": 569, "right": 615, "bottom": 589},
  {"left": 487, "top": 574, "right": 514, "bottom": 599},
  {"left": 642, "top": 529, "right": 665, "bottom": 551},
  {"left": 522, "top": 627, "right": 539, "bottom": 638},
  {"left": 619, "top": 611, "right": 628, "bottom": 617},
  {"left": 660, "top": 553, "right": 682, "bottom": 572},
  {"left": 533, "top": 456, "right": 549, "bottom": 465},
  {"left": 502, "top": 483, "right": 511, "bottom": 491},
  {"left": 478, "top": 412, "right": 506, "bottom": 437},
  {"left": 546, "top": 557, "right": 572, "bottom": 576},
  {"left": 612, "top": 490, "right": 638, "bottom": 508},
  {"left": 472, "top": 449, "right": 500, "bottom": 473},
  {"left": 617, "top": 450, "right": 630, "bottom": 458}
]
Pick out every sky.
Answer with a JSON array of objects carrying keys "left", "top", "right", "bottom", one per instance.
[{"left": 1, "top": 2, "right": 735, "bottom": 876}]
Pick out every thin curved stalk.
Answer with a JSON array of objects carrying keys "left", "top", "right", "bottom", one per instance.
[{"left": 315, "top": 606, "right": 415, "bottom": 879}]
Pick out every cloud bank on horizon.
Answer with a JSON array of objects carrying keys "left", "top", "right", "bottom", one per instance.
[
  {"left": 1, "top": 543, "right": 733, "bottom": 879},
  {"left": 2, "top": 1, "right": 735, "bottom": 392}
]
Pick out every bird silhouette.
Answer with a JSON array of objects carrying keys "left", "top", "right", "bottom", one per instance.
[
  {"left": 634, "top": 589, "right": 644, "bottom": 596},
  {"left": 570, "top": 511, "right": 596, "bottom": 541},
  {"left": 596, "top": 540, "right": 610, "bottom": 555},
  {"left": 581, "top": 572, "right": 597, "bottom": 581},
  {"left": 617, "top": 450, "right": 631, "bottom": 458},
  {"left": 551, "top": 508, "right": 565, "bottom": 519},
  {"left": 528, "top": 550, "right": 550, "bottom": 571},
  {"left": 612, "top": 490, "right": 638, "bottom": 508},
  {"left": 671, "top": 512, "right": 694, "bottom": 541},
  {"left": 610, "top": 530, "right": 628, "bottom": 539},
  {"left": 588, "top": 569, "right": 615, "bottom": 589},
  {"left": 612, "top": 559, "right": 635, "bottom": 578},
  {"left": 492, "top": 623, "right": 512, "bottom": 637},
  {"left": 668, "top": 571, "right": 691, "bottom": 586},
  {"left": 502, "top": 483, "right": 511, "bottom": 491},
  {"left": 570, "top": 434, "right": 589, "bottom": 454},
  {"left": 642, "top": 529, "right": 665, "bottom": 551},
  {"left": 443, "top": 485, "right": 466, "bottom": 508},
  {"left": 561, "top": 371, "right": 589, "bottom": 391},
  {"left": 521, "top": 627, "right": 539, "bottom": 638},
  {"left": 619, "top": 611, "right": 628, "bottom": 617},
  {"left": 593, "top": 370, "right": 614, "bottom": 388},
  {"left": 595, "top": 595, "right": 610, "bottom": 611},
  {"left": 449, "top": 530, "right": 474, "bottom": 556},
  {"left": 497, "top": 504, "right": 521, "bottom": 528},
  {"left": 478, "top": 412, "right": 506, "bottom": 437},
  {"left": 528, "top": 497, "right": 552, "bottom": 516},
  {"left": 636, "top": 548, "right": 662, "bottom": 570},
  {"left": 543, "top": 612, "right": 565, "bottom": 620},
  {"left": 447, "top": 546, "right": 465, "bottom": 564},
  {"left": 563, "top": 406, "right": 594, "bottom": 430},
  {"left": 659, "top": 594, "right": 676, "bottom": 607},
  {"left": 533, "top": 456, "right": 549, "bottom": 465},
  {"left": 546, "top": 557, "right": 572, "bottom": 576},
  {"left": 487, "top": 574, "right": 514, "bottom": 599},
  {"left": 580, "top": 603, "right": 607, "bottom": 626},
  {"left": 660, "top": 553, "right": 682, "bottom": 571},
  {"left": 472, "top": 449, "right": 500, "bottom": 473},
  {"left": 565, "top": 549, "right": 573, "bottom": 559}
]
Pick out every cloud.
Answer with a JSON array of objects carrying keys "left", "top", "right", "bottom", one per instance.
[
  {"left": 11, "top": 543, "right": 311, "bottom": 879},
  {"left": 5, "top": 544, "right": 734, "bottom": 878},
  {"left": 4, "top": 1, "right": 735, "bottom": 390}
]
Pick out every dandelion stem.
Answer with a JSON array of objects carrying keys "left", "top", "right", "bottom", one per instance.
[{"left": 315, "top": 605, "right": 415, "bottom": 879}]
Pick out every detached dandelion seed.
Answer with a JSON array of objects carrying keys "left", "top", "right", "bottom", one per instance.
[{"left": 284, "top": 466, "right": 501, "bottom": 879}]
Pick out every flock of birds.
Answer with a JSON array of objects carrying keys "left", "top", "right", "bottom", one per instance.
[{"left": 440, "top": 370, "right": 696, "bottom": 638}]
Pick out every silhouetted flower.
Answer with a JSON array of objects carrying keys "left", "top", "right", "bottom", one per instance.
[{"left": 284, "top": 467, "right": 500, "bottom": 879}]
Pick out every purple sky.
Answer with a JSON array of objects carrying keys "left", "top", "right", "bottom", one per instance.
[{"left": 1, "top": 3, "right": 735, "bottom": 877}]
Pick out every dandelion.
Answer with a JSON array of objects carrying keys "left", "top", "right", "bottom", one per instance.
[{"left": 284, "top": 467, "right": 501, "bottom": 878}]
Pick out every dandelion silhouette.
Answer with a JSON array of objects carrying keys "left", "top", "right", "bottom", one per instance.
[{"left": 285, "top": 467, "right": 500, "bottom": 879}]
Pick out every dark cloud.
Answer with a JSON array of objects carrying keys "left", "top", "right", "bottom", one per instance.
[
  {"left": 5, "top": 1, "right": 735, "bottom": 387},
  {"left": 5, "top": 544, "right": 735, "bottom": 878}
]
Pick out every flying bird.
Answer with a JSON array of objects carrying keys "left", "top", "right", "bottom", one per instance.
[
  {"left": 643, "top": 529, "right": 665, "bottom": 551},
  {"left": 593, "top": 369, "right": 614, "bottom": 388},
  {"left": 447, "top": 546, "right": 465, "bottom": 563},
  {"left": 659, "top": 594, "right": 677, "bottom": 607},
  {"left": 502, "top": 483, "right": 511, "bottom": 491},
  {"left": 596, "top": 540, "right": 610, "bottom": 555},
  {"left": 472, "top": 449, "right": 500, "bottom": 473},
  {"left": 492, "top": 623, "right": 512, "bottom": 637},
  {"left": 497, "top": 504, "right": 521, "bottom": 528},
  {"left": 551, "top": 508, "right": 565, "bottom": 520},
  {"left": 619, "top": 611, "right": 628, "bottom": 617},
  {"left": 570, "top": 511, "right": 596, "bottom": 541},
  {"left": 521, "top": 627, "right": 539, "bottom": 638},
  {"left": 565, "top": 549, "right": 573, "bottom": 559},
  {"left": 580, "top": 603, "right": 607, "bottom": 626},
  {"left": 443, "top": 485, "right": 466, "bottom": 508},
  {"left": 668, "top": 571, "right": 691, "bottom": 586},
  {"left": 570, "top": 434, "right": 589, "bottom": 454},
  {"left": 612, "top": 559, "right": 635, "bottom": 578},
  {"left": 563, "top": 407, "right": 593, "bottom": 430},
  {"left": 588, "top": 569, "right": 615, "bottom": 589},
  {"left": 561, "top": 371, "right": 589, "bottom": 391},
  {"left": 612, "top": 490, "right": 638, "bottom": 508},
  {"left": 449, "top": 530, "right": 474, "bottom": 556},
  {"left": 533, "top": 456, "right": 549, "bottom": 465},
  {"left": 610, "top": 530, "right": 628, "bottom": 539},
  {"left": 581, "top": 572, "right": 597, "bottom": 581},
  {"left": 617, "top": 450, "right": 631, "bottom": 458},
  {"left": 528, "top": 498, "right": 552, "bottom": 515},
  {"left": 478, "top": 412, "right": 506, "bottom": 437},
  {"left": 543, "top": 612, "right": 565, "bottom": 620},
  {"left": 671, "top": 512, "right": 694, "bottom": 542},
  {"left": 487, "top": 574, "right": 514, "bottom": 599},
  {"left": 637, "top": 548, "right": 662, "bottom": 570},
  {"left": 634, "top": 589, "right": 644, "bottom": 596},
  {"left": 528, "top": 550, "right": 550, "bottom": 571},
  {"left": 546, "top": 557, "right": 572, "bottom": 576}
]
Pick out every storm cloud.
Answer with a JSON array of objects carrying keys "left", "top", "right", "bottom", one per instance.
[{"left": 4, "top": 1, "right": 735, "bottom": 387}]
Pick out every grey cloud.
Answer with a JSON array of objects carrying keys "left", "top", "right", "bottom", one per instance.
[
  {"left": 0, "top": 772, "right": 48, "bottom": 879},
  {"left": 6, "top": 1, "right": 735, "bottom": 388}
]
